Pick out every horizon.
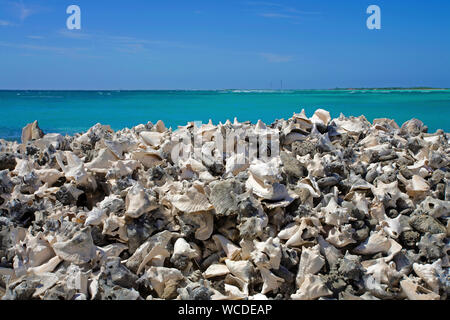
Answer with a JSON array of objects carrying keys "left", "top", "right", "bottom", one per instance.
[
  {"left": 1, "top": 0, "right": 450, "bottom": 89},
  {"left": 1, "top": 87, "right": 450, "bottom": 91}
]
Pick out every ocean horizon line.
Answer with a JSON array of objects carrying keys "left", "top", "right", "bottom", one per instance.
[{"left": 0, "top": 87, "right": 449, "bottom": 92}]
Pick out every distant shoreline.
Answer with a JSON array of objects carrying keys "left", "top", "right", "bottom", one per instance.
[{"left": 0, "top": 88, "right": 449, "bottom": 92}]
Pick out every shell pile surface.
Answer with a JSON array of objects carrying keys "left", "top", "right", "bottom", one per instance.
[{"left": 0, "top": 111, "right": 449, "bottom": 300}]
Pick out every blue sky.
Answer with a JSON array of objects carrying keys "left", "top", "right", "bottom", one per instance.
[{"left": 0, "top": 0, "right": 449, "bottom": 89}]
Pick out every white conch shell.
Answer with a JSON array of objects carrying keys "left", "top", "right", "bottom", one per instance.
[
  {"left": 369, "top": 201, "right": 409, "bottom": 238},
  {"left": 35, "top": 169, "right": 63, "bottom": 186},
  {"left": 299, "top": 154, "right": 325, "bottom": 178},
  {"left": 333, "top": 114, "right": 370, "bottom": 136},
  {"left": 294, "top": 177, "right": 321, "bottom": 207},
  {"left": 225, "top": 259, "right": 254, "bottom": 283},
  {"left": 34, "top": 184, "right": 59, "bottom": 201},
  {"left": 225, "top": 153, "right": 249, "bottom": 176},
  {"left": 154, "top": 120, "right": 167, "bottom": 133},
  {"left": 322, "top": 197, "right": 352, "bottom": 226},
  {"left": 125, "top": 183, "right": 157, "bottom": 218},
  {"left": 239, "top": 239, "right": 255, "bottom": 260},
  {"left": 400, "top": 279, "right": 440, "bottom": 300},
  {"left": 212, "top": 234, "right": 241, "bottom": 260},
  {"left": 96, "top": 243, "right": 128, "bottom": 263},
  {"left": 286, "top": 217, "right": 322, "bottom": 247},
  {"left": 137, "top": 245, "right": 170, "bottom": 275},
  {"left": 102, "top": 214, "right": 128, "bottom": 241},
  {"left": 245, "top": 172, "right": 288, "bottom": 201},
  {"left": 107, "top": 160, "right": 140, "bottom": 178},
  {"left": 84, "top": 207, "right": 107, "bottom": 227},
  {"left": 126, "top": 230, "right": 174, "bottom": 273},
  {"left": 65, "top": 264, "right": 90, "bottom": 296},
  {"left": 310, "top": 109, "right": 331, "bottom": 126},
  {"left": 31, "top": 273, "right": 60, "bottom": 299},
  {"left": 252, "top": 237, "right": 282, "bottom": 270},
  {"left": 296, "top": 245, "right": 325, "bottom": 287},
  {"left": 203, "top": 264, "right": 230, "bottom": 279},
  {"left": 103, "top": 138, "right": 134, "bottom": 159},
  {"left": 292, "top": 109, "right": 313, "bottom": 131},
  {"left": 140, "top": 131, "right": 164, "bottom": 147},
  {"left": 419, "top": 196, "right": 450, "bottom": 218},
  {"left": 52, "top": 227, "right": 96, "bottom": 265},
  {"left": 248, "top": 158, "right": 281, "bottom": 182},
  {"left": 364, "top": 259, "right": 402, "bottom": 286},
  {"left": 278, "top": 223, "right": 300, "bottom": 240},
  {"left": 413, "top": 260, "right": 442, "bottom": 293},
  {"left": 131, "top": 148, "right": 163, "bottom": 168},
  {"left": 173, "top": 238, "right": 198, "bottom": 259},
  {"left": 353, "top": 230, "right": 401, "bottom": 262},
  {"left": 398, "top": 174, "right": 430, "bottom": 198},
  {"left": 85, "top": 148, "right": 118, "bottom": 173},
  {"left": 194, "top": 212, "right": 214, "bottom": 240},
  {"left": 23, "top": 232, "right": 55, "bottom": 268},
  {"left": 291, "top": 274, "right": 333, "bottom": 300},
  {"left": 282, "top": 122, "right": 307, "bottom": 144},
  {"left": 371, "top": 180, "right": 408, "bottom": 209},
  {"left": 55, "top": 151, "right": 96, "bottom": 189},
  {"left": 317, "top": 235, "right": 343, "bottom": 267},
  {"left": 326, "top": 224, "right": 356, "bottom": 248},
  {"left": 224, "top": 283, "right": 247, "bottom": 300},
  {"left": 12, "top": 158, "right": 33, "bottom": 177},
  {"left": 168, "top": 185, "right": 213, "bottom": 213},
  {"left": 143, "top": 267, "right": 184, "bottom": 298},
  {"left": 259, "top": 267, "right": 284, "bottom": 295},
  {"left": 353, "top": 230, "right": 390, "bottom": 255},
  {"left": 27, "top": 256, "right": 62, "bottom": 275}
]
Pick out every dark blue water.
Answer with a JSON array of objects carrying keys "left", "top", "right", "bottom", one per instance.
[{"left": 1, "top": 90, "right": 449, "bottom": 141}]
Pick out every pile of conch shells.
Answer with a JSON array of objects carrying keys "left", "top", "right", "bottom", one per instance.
[{"left": 0, "top": 110, "right": 449, "bottom": 300}]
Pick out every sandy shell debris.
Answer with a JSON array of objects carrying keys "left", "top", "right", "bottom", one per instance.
[{"left": 0, "top": 109, "right": 449, "bottom": 300}]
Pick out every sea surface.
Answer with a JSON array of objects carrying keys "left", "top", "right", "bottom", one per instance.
[{"left": 1, "top": 90, "right": 449, "bottom": 141}]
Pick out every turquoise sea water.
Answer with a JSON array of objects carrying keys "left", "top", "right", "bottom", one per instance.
[{"left": 0, "top": 90, "right": 449, "bottom": 141}]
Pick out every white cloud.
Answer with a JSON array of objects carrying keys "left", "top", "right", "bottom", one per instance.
[
  {"left": 1, "top": 0, "right": 47, "bottom": 23},
  {"left": 260, "top": 53, "right": 293, "bottom": 63},
  {"left": 0, "top": 40, "right": 87, "bottom": 54},
  {"left": 27, "top": 35, "right": 44, "bottom": 39},
  {"left": 0, "top": 19, "right": 15, "bottom": 26},
  {"left": 258, "top": 13, "right": 294, "bottom": 19},
  {"left": 58, "top": 29, "right": 93, "bottom": 39},
  {"left": 246, "top": 1, "right": 320, "bottom": 21}
]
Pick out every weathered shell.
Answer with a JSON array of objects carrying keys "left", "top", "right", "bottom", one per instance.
[
  {"left": 167, "top": 185, "right": 213, "bottom": 213},
  {"left": 142, "top": 266, "right": 184, "bottom": 298},
  {"left": 400, "top": 279, "right": 440, "bottom": 300},
  {"left": 291, "top": 274, "right": 333, "bottom": 300},
  {"left": 52, "top": 227, "right": 96, "bottom": 265},
  {"left": 203, "top": 264, "right": 230, "bottom": 279},
  {"left": 295, "top": 245, "right": 325, "bottom": 287},
  {"left": 125, "top": 183, "right": 157, "bottom": 218}
]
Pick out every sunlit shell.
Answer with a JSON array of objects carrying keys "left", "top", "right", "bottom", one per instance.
[
  {"left": 125, "top": 183, "right": 158, "bottom": 218},
  {"left": 203, "top": 264, "right": 230, "bottom": 279},
  {"left": 310, "top": 109, "right": 331, "bottom": 126},
  {"left": 212, "top": 234, "right": 241, "bottom": 260},
  {"left": 295, "top": 244, "right": 325, "bottom": 287},
  {"left": 413, "top": 260, "right": 442, "bottom": 293},
  {"left": 143, "top": 266, "right": 184, "bottom": 298},
  {"left": 400, "top": 279, "right": 440, "bottom": 300},
  {"left": 291, "top": 274, "right": 333, "bottom": 300},
  {"left": 167, "top": 185, "right": 213, "bottom": 213}
]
